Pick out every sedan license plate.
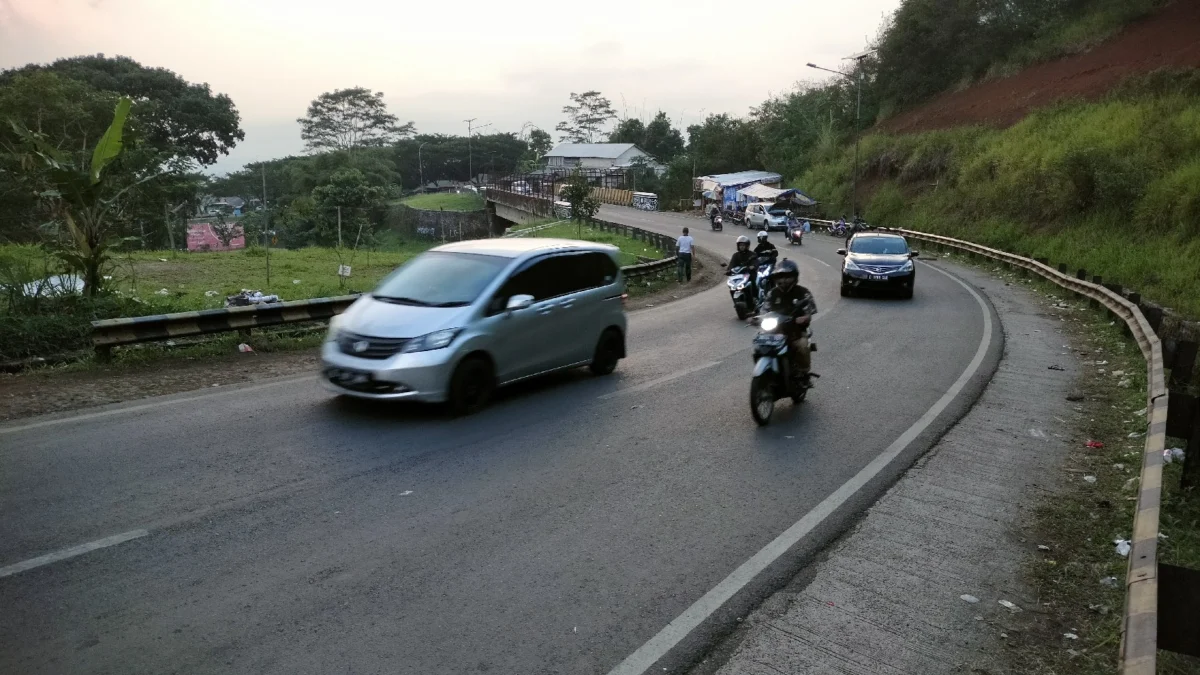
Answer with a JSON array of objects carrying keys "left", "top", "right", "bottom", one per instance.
[{"left": 870, "top": 274, "right": 887, "bottom": 281}]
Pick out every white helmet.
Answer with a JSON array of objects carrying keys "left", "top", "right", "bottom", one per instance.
[
  {"left": 757, "top": 231, "right": 769, "bottom": 243},
  {"left": 736, "top": 235, "right": 750, "bottom": 250}
]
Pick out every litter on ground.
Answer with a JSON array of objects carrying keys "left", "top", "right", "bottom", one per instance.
[
  {"left": 1164, "top": 448, "right": 1185, "bottom": 464},
  {"left": 1086, "top": 440, "right": 1105, "bottom": 449},
  {"left": 237, "top": 343, "right": 254, "bottom": 353},
  {"left": 1100, "top": 576, "right": 1119, "bottom": 588},
  {"left": 1083, "top": 475, "right": 1097, "bottom": 484},
  {"left": 960, "top": 594, "right": 979, "bottom": 604},
  {"left": 998, "top": 600, "right": 1021, "bottom": 612},
  {"left": 1114, "top": 539, "right": 1131, "bottom": 557}
]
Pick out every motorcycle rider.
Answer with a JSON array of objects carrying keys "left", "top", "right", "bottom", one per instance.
[
  {"left": 765, "top": 258, "right": 816, "bottom": 388},
  {"left": 727, "top": 235, "right": 757, "bottom": 271},
  {"left": 754, "top": 231, "right": 778, "bottom": 259},
  {"left": 785, "top": 210, "right": 802, "bottom": 244}
]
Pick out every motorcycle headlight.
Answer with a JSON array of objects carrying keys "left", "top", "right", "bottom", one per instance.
[
  {"left": 900, "top": 259, "right": 914, "bottom": 272},
  {"left": 402, "top": 328, "right": 461, "bottom": 353},
  {"left": 760, "top": 317, "right": 779, "bottom": 332},
  {"left": 843, "top": 259, "right": 862, "bottom": 272}
]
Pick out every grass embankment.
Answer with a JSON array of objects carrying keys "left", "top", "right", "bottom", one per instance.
[
  {"left": 399, "top": 192, "right": 484, "bottom": 211},
  {"left": 935, "top": 254, "right": 1200, "bottom": 674},
  {"left": 801, "top": 71, "right": 1200, "bottom": 317}
]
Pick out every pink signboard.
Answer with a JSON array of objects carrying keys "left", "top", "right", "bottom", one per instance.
[{"left": 187, "top": 222, "right": 245, "bottom": 251}]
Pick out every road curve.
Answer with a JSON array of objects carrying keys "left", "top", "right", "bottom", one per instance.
[{"left": 0, "top": 209, "right": 1002, "bottom": 675}]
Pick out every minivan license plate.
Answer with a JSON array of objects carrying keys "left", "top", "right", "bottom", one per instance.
[{"left": 870, "top": 274, "right": 887, "bottom": 281}]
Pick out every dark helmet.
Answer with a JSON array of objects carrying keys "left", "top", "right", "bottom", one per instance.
[
  {"left": 772, "top": 258, "right": 800, "bottom": 290},
  {"left": 736, "top": 235, "right": 750, "bottom": 251}
]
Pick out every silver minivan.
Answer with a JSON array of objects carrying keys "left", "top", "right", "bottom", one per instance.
[{"left": 321, "top": 238, "right": 628, "bottom": 414}]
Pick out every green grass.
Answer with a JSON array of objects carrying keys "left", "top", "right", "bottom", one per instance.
[
  {"left": 530, "top": 221, "right": 666, "bottom": 267},
  {"left": 800, "top": 78, "right": 1200, "bottom": 317},
  {"left": 399, "top": 192, "right": 485, "bottom": 211}
]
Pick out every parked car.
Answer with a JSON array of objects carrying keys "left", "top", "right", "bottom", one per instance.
[
  {"left": 744, "top": 202, "right": 789, "bottom": 231},
  {"left": 837, "top": 232, "right": 918, "bottom": 299},
  {"left": 322, "top": 238, "right": 628, "bottom": 414}
]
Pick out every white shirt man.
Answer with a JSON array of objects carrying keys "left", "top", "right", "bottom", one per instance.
[{"left": 676, "top": 228, "right": 695, "bottom": 282}]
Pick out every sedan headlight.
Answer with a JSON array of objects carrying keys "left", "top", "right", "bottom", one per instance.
[
  {"left": 843, "top": 259, "right": 862, "bottom": 272},
  {"left": 402, "top": 328, "right": 461, "bottom": 353},
  {"left": 900, "top": 259, "right": 914, "bottom": 272}
]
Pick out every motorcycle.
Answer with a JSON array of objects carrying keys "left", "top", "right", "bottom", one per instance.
[
  {"left": 725, "top": 264, "right": 755, "bottom": 319},
  {"left": 711, "top": 213, "right": 724, "bottom": 231},
  {"left": 787, "top": 225, "right": 803, "bottom": 246},
  {"left": 830, "top": 222, "right": 848, "bottom": 238},
  {"left": 754, "top": 254, "right": 775, "bottom": 309},
  {"left": 748, "top": 313, "right": 813, "bottom": 426}
]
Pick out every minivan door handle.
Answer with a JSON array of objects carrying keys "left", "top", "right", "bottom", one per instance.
[{"left": 537, "top": 304, "right": 555, "bottom": 315}]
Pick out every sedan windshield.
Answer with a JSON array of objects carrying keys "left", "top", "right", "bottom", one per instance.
[
  {"left": 373, "top": 251, "right": 509, "bottom": 307},
  {"left": 850, "top": 237, "right": 909, "bottom": 255}
]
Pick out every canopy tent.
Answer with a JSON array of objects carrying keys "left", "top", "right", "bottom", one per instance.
[{"left": 735, "top": 183, "right": 818, "bottom": 207}]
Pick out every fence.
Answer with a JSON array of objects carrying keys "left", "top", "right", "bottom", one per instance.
[
  {"left": 384, "top": 202, "right": 497, "bottom": 242},
  {"left": 896, "top": 229, "right": 1200, "bottom": 675}
]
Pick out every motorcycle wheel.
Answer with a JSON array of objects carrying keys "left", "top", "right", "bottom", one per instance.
[
  {"left": 750, "top": 375, "right": 775, "bottom": 426},
  {"left": 735, "top": 305, "right": 750, "bottom": 320},
  {"left": 791, "top": 386, "right": 808, "bottom": 405}
]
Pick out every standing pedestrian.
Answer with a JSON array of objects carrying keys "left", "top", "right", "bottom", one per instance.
[{"left": 676, "top": 227, "right": 695, "bottom": 283}]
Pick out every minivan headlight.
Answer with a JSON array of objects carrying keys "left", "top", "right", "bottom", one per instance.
[
  {"left": 843, "top": 259, "right": 862, "bottom": 271},
  {"left": 900, "top": 259, "right": 914, "bottom": 272},
  {"left": 402, "top": 328, "right": 461, "bottom": 353}
]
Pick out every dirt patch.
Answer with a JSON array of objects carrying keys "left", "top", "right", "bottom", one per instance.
[
  {"left": 880, "top": 1, "right": 1200, "bottom": 135},
  {"left": 0, "top": 255, "right": 720, "bottom": 424}
]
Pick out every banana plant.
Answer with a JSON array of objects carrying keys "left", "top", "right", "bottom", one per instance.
[{"left": 9, "top": 96, "right": 158, "bottom": 297}]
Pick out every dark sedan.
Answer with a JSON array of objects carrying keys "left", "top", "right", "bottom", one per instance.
[{"left": 838, "top": 232, "right": 919, "bottom": 299}]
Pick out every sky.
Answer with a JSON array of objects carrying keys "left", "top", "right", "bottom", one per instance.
[{"left": 0, "top": 0, "right": 902, "bottom": 175}]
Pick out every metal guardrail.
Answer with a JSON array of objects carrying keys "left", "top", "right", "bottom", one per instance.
[
  {"left": 91, "top": 295, "right": 360, "bottom": 356},
  {"left": 896, "top": 229, "right": 1167, "bottom": 675},
  {"left": 91, "top": 212, "right": 680, "bottom": 353}
]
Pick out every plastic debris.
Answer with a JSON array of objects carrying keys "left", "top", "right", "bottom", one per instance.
[
  {"left": 960, "top": 594, "right": 980, "bottom": 604},
  {"left": 1123, "top": 477, "right": 1139, "bottom": 491},
  {"left": 1064, "top": 633, "right": 1079, "bottom": 640},
  {"left": 998, "top": 600, "right": 1021, "bottom": 612},
  {"left": 1159, "top": 533, "right": 1170, "bottom": 540},
  {"left": 1083, "top": 475, "right": 1097, "bottom": 484},
  {"left": 1164, "top": 448, "right": 1185, "bottom": 464},
  {"left": 1133, "top": 407, "right": 1147, "bottom": 417},
  {"left": 1128, "top": 431, "right": 1145, "bottom": 439},
  {"left": 400, "top": 490, "right": 413, "bottom": 496},
  {"left": 1117, "top": 379, "right": 1132, "bottom": 388},
  {"left": 293, "top": 279, "right": 302, "bottom": 284},
  {"left": 204, "top": 290, "right": 219, "bottom": 297},
  {"left": 155, "top": 288, "right": 170, "bottom": 295},
  {"left": 1038, "top": 545, "right": 1051, "bottom": 552},
  {"left": 1100, "top": 576, "right": 1119, "bottom": 588},
  {"left": 225, "top": 289, "right": 282, "bottom": 307},
  {"left": 1111, "top": 370, "right": 1125, "bottom": 377},
  {"left": 237, "top": 343, "right": 254, "bottom": 353},
  {"left": 1086, "top": 440, "right": 1105, "bottom": 449},
  {"left": 158, "top": 258, "right": 168, "bottom": 262},
  {"left": 1114, "top": 463, "right": 1126, "bottom": 470},
  {"left": 1048, "top": 364, "right": 1065, "bottom": 371},
  {"left": 1114, "top": 539, "right": 1131, "bottom": 557}
]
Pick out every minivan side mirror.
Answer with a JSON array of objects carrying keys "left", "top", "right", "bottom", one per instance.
[
  {"left": 910, "top": 250, "right": 920, "bottom": 257},
  {"left": 506, "top": 294, "right": 535, "bottom": 311},
  {"left": 836, "top": 249, "right": 847, "bottom": 256}
]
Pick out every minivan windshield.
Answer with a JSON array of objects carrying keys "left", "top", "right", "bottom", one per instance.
[
  {"left": 850, "top": 236, "right": 909, "bottom": 255},
  {"left": 372, "top": 251, "right": 509, "bottom": 307}
]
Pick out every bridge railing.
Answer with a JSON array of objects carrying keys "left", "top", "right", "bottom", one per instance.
[{"left": 896, "top": 228, "right": 1192, "bottom": 675}]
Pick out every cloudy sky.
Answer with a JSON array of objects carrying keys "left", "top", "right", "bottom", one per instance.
[{"left": 0, "top": 0, "right": 900, "bottom": 174}]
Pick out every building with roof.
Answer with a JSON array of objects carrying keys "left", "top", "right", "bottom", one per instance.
[{"left": 544, "top": 143, "right": 661, "bottom": 171}]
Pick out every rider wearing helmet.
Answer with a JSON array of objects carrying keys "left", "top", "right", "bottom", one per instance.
[
  {"left": 754, "top": 230, "right": 778, "bottom": 259},
  {"left": 766, "top": 259, "right": 816, "bottom": 386},
  {"left": 728, "top": 235, "right": 756, "bottom": 270}
]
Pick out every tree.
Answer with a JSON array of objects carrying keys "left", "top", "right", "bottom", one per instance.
[
  {"left": 555, "top": 91, "right": 617, "bottom": 143},
  {"left": 528, "top": 128, "right": 553, "bottom": 158},
  {"left": 298, "top": 87, "right": 415, "bottom": 153},
  {"left": 210, "top": 212, "right": 242, "bottom": 248},
  {"left": 686, "top": 114, "right": 763, "bottom": 176},
  {"left": 311, "top": 168, "right": 387, "bottom": 248},
  {"left": 610, "top": 111, "right": 685, "bottom": 162},
  {"left": 560, "top": 168, "right": 600, "bottom": 227},
  {"left": 9, "top": 97, "right": 153, "bottom": 297},
  {"left": 1, "top": 55, "right": 245, "bottom": 167}
]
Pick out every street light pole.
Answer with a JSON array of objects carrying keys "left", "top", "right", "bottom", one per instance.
[
  {"left": 463, "top": 118, "right": 492, "bottom": 187},
  {"left": 808, "top": 53, "right": 873, "bottom": 219},
  {"left": 418, "top": 141, "right": 429, "bottom": 191}
]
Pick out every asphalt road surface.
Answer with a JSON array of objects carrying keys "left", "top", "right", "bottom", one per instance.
[{"left": 0, "top": 207, "right": 1002, "bottom": 675}]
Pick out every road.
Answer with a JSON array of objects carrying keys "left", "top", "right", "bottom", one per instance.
[{"left": 0, "top": 207, "right": 1002, "bottom": 675}]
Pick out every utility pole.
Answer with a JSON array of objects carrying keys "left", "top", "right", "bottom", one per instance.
[
  {"left": 807, "top": 49, "right": 875, "bottom": 219},
  {"left": 464, "top": 118, "right": 492, "bottom": 187},
  {"left": 261, "top": 164, "right": 271, "bottom": 286},
  {"left": 418, "top": 141, "right": 429, "bottom": 191},
  {"left": 337, "top": 206, "right": 343, "bottom": 248}
]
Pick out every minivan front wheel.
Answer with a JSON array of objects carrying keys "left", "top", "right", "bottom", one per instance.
[
  {"left": 590, "top": 329, "right": 623, "bottom": 375},
  {"left": 448, "top": 356, "right": 494, "bottom": 416}
]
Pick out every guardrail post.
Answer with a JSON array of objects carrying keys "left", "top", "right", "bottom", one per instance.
[
  {"left": 1057, "top": 263, "right": 1068, "bottom": 275},
  {"left": 95, "top": 345, "right": 112, "bottom": 363},
  {"left": 1169, "top": 340, "right": 1197, "bottom": 389},
  {"left": 1076, "top": 268, "right": 1087, "bottom": 280}
]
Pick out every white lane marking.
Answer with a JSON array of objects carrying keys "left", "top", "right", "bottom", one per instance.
[
  {"left": 598, "top": 362, "right": 722, "bottom": 400},
  {"left": 606, "top": 263, "right": 993, "bottom": 675},
  {"left": 0, "top": 376, "right": 313, "bottom": 437},
  {"left": 808, "top": 257, "right": 831, "bottom": 267},
  {"left": 0, "top": 529, "right": 149, "bottom": 579}
]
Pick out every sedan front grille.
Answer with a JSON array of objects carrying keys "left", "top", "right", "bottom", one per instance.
[{"left": 337, "top": 332, "right": 411, "bottom": 359}]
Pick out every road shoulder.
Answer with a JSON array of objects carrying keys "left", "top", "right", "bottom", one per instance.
[{"left": 691, "top": 261, "right": 1079, "bottom": 675}]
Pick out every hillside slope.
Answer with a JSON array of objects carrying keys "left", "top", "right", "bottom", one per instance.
[{"left": 879, "top": 0, "right": 1200, "bottom": 134}]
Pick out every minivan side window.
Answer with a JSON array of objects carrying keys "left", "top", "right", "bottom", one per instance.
[{"left": 488, "top": 258, "right": 557, "bottom": 314}]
